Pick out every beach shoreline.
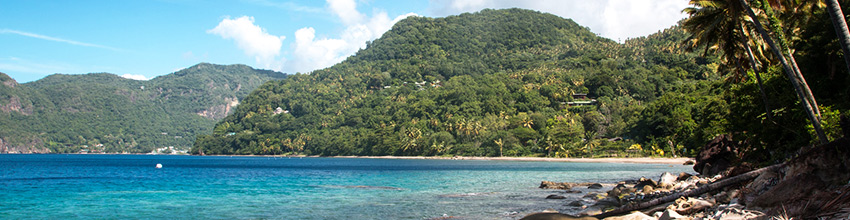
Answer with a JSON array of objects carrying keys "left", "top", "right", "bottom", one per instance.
[
  {"left": 49, "top": 153, "right": 693, "bottom": 165},
  {"left": 331, "top": 155, "right": 694, "bottom": 165}
]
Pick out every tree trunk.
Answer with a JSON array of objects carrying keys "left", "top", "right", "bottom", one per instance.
[
  {"left": 826, "top": 0, "right": 850, "bottom": 74},
  {"left": 788, "top": 52, "right": 821, "bottom": 118},
  {"left": 743, "top": 41, "right": 773, "bottom": 121},
  {"left": 739, "top": 0, "right": 829, "bottom": 144},
  {"left": 593, "top": 162, "right": 786, "bottom": 219}
]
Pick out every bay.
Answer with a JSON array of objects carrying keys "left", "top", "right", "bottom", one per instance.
[{"left": 0, "top": 154, "right": 691, "bottom": 219}]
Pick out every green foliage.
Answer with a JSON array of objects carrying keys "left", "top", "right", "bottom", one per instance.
[
  {"left": 193, "top": 9, "right": 721, "bottom": 157},
  {"left": 0, "top": 63, "right": 285, "bottom": 153}
]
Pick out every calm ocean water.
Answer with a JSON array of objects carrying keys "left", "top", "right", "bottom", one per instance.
[{"left": 0, "top": 154, "right": 691, "bottom": 219}]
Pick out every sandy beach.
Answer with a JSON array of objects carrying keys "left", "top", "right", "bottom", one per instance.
[{"left": 332, "top": 155, "right": 694, "bottom": 165}]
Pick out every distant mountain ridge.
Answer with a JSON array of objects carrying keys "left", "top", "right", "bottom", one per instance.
[{"left": 0, "top": 63, "right": 285, "bottom": 153}]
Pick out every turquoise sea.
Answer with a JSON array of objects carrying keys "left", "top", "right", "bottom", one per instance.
[{"left": 1, "top": 154, "right": 692, "bottom": 219}]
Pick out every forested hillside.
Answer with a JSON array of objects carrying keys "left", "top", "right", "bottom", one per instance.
[
  {"left": 192, "top": 9, "right": 725, "bottom": 156},
  {"left": 0, "top": 63, "right": 285, "bottom": 153}
]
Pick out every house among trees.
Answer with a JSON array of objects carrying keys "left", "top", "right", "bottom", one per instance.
[
  {"left": 562, "top": 93, "right": 597, "bottom": 108},
  {"left": 572, "top": 93, "right": 588, "bottom": 99}
]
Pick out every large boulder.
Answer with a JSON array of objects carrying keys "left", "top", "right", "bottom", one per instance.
[
  {"left": 587, "top": 183, "right": 604, "bottom": 189},
  {"left": 633, "top": 177, "right": 657, "bottom": 190},
  {"left": 694, "top": 134, "right": 742, "bottom": 176},
  {"left": 657, "top": 172, "right": 677, "bottom": 189},
  {"left": 540, "top": 181, "right": 573, "bottom": 190}
]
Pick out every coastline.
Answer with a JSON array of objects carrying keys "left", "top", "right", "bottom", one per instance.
[
  {"left": 332, "top": 156, "right": 694, "bottom": 165},
  {"left": 4, "top": 153, "right": 693, "bottom": 165}
]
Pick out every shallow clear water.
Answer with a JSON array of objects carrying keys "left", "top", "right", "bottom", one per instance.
[{"left": 0, "top": 154, "right": 692, "bottom": 219}]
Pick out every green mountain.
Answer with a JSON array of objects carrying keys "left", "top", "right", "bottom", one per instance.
[
  {"left": 192, "top": 9, "right": 721, "bottom": 156},
  {"left": 0, "top": 63, "right": 285, "bottom": 153}
]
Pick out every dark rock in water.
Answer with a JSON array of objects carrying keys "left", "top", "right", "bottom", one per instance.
[
  {"left": 622, "top": 179, "right": 639, "bottom": 184},
  {"left": 587, "top": 183, "right": 603, "bottom": 189},
  {"left": 694, "top": 134, "right": 742, "bottom": 176},
  {"left": 614, "top": 183, "right": 627, "bottom": 190},
  {"left": 519, "top": 212, "right": 598, "bottom": 220},
  {"left": 683, "top": 160, "right": 695, "bottom": 165},
  {"left": 567, "top": 200, "right": 583, "bottom": 207},
  {"left": 583, "top": 192, "right": 605, "bottom": 200},
  {"left": 546, "top": 194, "right": 566, "bottom": 199},
  {"left": 593, "top": 196, "right": 620, "bottom": 207},
  {"left": 565, "top": 189, "right": 582, "bottom": 194},
  {"left": 540, "top": 181, "right": 573, "bottom": 190}
]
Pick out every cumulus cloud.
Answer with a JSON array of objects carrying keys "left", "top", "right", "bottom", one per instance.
[
  {"left": 208, "top": 16, "right": 285, "bottom": 70},
  {"left": 427, "top": 0, "right": 688, "bottom": 42},
  {"left": 120, "top": 74, "right": 149, "bottom": 80},
  {"left": 286, "top": 0, "right": 416, "bottom": 73},
  {"left": 328, "top": 0, "right": 365, "bottom": 25},
  {"left": 209, "top": 1, "right": 415, "bottom": 74}
]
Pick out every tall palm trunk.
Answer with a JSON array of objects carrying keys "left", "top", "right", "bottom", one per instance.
[
  {"left": 825, "top": 0, "right": 850, "bottom": 74},
  {"left": 741, "top": 23, "right": 773, "bottom": 121},
  {"left": 788, "top": 52, "right": 821, "bottom": 118},
  {"left": 738, "top": 0, "right": 829, "bottom": 144},
  {"left": 743, "top": 39, "right": 773, "bottom": 121}
]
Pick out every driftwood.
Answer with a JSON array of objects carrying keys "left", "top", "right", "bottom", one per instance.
[{"left": 593, "top": 162, "right": 786, "bottom": 219}]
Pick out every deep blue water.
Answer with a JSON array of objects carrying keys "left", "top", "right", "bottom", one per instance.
[{"left": 0, "top": 154, "right": 692, "bottom": 219}]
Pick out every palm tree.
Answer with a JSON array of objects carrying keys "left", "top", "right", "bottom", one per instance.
[
  {"left": 494, "top": 138, "right": 504, "bottom": 157},
  {"left": 824, "top": 0, "right": 850, "bottom": 74},
  {"left": 683, "top": 0, "right": 828, "bottom": 144},
  {"left": 682, "top": 0, "right": 773, "bottom": 120},
  {"left": 738, "top": 0, "right": 829, "bottom": 144}
]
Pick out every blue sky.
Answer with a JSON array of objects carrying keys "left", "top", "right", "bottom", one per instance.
[{"left": 1, "top": 0, "right": 688, "bottom": 83}]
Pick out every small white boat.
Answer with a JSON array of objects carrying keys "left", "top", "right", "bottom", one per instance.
[{"left": 155, "top": 163, "right": 163, "bottom": 169}]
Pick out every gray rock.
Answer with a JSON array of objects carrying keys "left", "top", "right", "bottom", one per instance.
[
  {"left": 658, "top": 209, "right": 687, "bottom": 220},
  {"left": 546, "top": 194, "right": 566, "bottom": 199},
  {"left": 540, "top": 181, "right": 573, "bottom": 190},
  {"left": 565, "top": 189, "right": 582, "bottom": 193},
  {"left": 634, "top": 177, "right": 657, "bottom": 190},
  {"left": 593, "top": 196, "right": 620, "bottom": 207},
  {"left": 658, "top": 172, "right": 677, "bottom": 189},
  {"left": 587, "top": 183, "right": 604, "bottom": 189}
]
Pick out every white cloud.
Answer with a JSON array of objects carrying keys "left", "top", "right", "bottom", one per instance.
[
  {"left": 285, "top": 0, "right": 416, "bottom": 73},
  {"left": 120, "top": 74, "right": 149, "bottom": 80},
  {"left": 209, "top": 1, "right": 416, "bottom": 74},
  {"left": 328, "top": 0, "right": 365, "bottom": 25},
  {"left": 427, "top": 0, "right": 689, "bottom": 42},
  {"left": 208, "top": 16, "right": 286, "bottom": 70}
]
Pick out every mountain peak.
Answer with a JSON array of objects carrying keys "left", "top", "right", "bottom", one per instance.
[{"left": 0, "top": 72, "right": 18, "bottom": 88}]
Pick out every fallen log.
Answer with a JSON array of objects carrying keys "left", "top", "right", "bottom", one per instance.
[{"left": 593, "top": 162, "right": 785, "bottom": 219}]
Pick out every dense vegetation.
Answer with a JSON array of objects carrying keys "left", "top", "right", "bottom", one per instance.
[
  {"left": 192, "top": 9, "right": 727, "bottom": 157},
  {"left": 0, "top": 63, "right": 285, "bottom": 153}
]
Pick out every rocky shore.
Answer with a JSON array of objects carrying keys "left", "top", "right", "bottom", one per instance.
[{"left": 521, "top": 136, "right": 850, "bottom": 220}]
